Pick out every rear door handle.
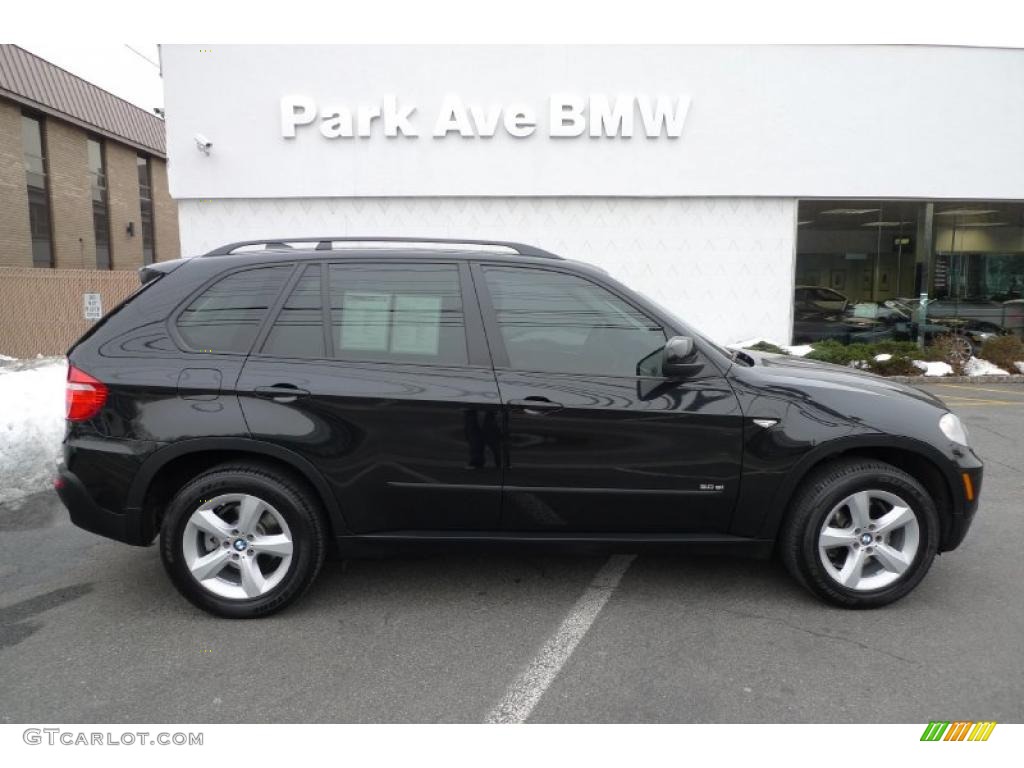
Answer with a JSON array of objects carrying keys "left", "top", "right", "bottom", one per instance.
[
  {"left": 508, "top": 397, "right": 564, "bottom": 416},
  {"left": 254, "top": 384, "right": 310, "bottom": 403}
]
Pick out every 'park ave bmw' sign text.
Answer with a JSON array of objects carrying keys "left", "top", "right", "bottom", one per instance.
[{"left": 280, "top": 94, "right": 692, "bottom": 140}]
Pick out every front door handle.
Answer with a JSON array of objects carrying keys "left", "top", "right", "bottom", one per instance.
[
  {"left": 254, "top": 384, "right": 310, "bottom": 403},
  {"left": 508, "top": 397, "right": 564, "bottom": 416}
]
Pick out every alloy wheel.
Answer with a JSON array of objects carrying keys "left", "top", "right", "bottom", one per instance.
[
  {"left": 181, "top": 493, "right": 294, "bottom": 600},
  {"left": 817, "top": 489, "right": 920, "bottom": 591}
]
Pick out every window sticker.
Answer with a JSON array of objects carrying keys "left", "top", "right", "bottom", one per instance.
[
  {"left": 339, "top": 291, "right": 392, "bottom": 351},
  {"left": 390, "top": 294, "right": 442, "bottom": 355}
]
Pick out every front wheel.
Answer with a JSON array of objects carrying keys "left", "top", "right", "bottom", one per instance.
[
  {"left": 160, "top": 463, "right": 327, "bottom": 618},
  {"left": 780, "top": 458, "right": 940, "bottom": 608}
]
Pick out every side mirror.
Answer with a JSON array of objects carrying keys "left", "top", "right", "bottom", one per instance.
[{"left": 662, "top": 335, "right": 703, "bottom": 379}]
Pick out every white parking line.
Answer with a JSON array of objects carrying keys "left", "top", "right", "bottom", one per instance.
[{"left": 484, "top": 553, "right": 636, "bottom": 724}]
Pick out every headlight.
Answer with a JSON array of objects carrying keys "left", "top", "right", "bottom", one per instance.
[{"left": 939, "top": 412, "right": 970, "bottom": 446}]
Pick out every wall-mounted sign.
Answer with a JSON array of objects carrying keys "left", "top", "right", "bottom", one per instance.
[
  {"left": 281, "top": 94, "right": 692, "bottom": 140},
  {"left": 83, "top": 293, "right": 102, "bottom": 321},
  {"left": 893, "top": 236, "right": 914, "bottom": 249}
]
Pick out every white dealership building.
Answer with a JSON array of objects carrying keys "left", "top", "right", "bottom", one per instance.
[{"left": 162, "top": 45, "right": 1024, "bottom": 345}]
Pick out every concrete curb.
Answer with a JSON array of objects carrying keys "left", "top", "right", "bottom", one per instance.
[{"left": 886, "top": 374, "right": 1024, "bottom": 384}]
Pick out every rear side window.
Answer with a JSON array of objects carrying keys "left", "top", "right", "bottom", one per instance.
[
  {"left": 176, "top": 266, "right": 291, "bottom": 353},
  {"left": 263, "top": 265, "right": 325, "bottom": 358},
  {"left": 328, "top": 263, "right": 467, "bottom": 365}
]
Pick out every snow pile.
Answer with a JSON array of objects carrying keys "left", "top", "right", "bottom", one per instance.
[
  {"left": 1016, "top": 362, "right": 1024, "bottom": 375},
  {"left": 914, "top": 360, "right": 954, "bottom": 377},
  {"left": 964, "top": 357, "right": 1009, "bottom": 376},
  {"left": 0, "top": 358, "right": 67, "bottom": 505},
  {"left": 874, "top": 353, "right": 892, "bottom": 362}
]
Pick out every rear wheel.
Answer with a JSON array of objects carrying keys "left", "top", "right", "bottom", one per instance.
[
  {"left": 780, "top": 458, "right": 940, "bottom": 608},
  {"left": 160, "top": 463, "right": 326, "bottom": 618}
]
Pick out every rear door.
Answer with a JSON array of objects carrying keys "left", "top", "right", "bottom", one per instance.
[
  {"left": 237, "top": 259, "right": 503, "bottom": 533},
  {"left": 474, "top": 263, "right": 744, "bottom": 533}
]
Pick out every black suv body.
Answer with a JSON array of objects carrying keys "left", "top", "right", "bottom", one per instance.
[{"left": 57, "top": 238, "right": 983, "bottom": 617}]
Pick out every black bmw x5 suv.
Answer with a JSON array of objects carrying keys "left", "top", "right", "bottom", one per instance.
[{"left": 57, "top": 237, "right": 983, "bottom": 618}]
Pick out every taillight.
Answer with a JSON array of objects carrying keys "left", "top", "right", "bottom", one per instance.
[{"left": 66, "top": 365, "right": 108, "bottom": 422}]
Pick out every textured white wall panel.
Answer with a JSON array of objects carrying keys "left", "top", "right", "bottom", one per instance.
[
  {"left": 163, "top": 45, "right": 1024, "bottom": 200},
  {"left": 178, "top": 196, "right": 796, "bottom": 345}
]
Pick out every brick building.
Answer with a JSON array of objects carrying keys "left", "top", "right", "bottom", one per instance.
[{"left": 0, "top": 45, "right": 178, "bottom": 270}]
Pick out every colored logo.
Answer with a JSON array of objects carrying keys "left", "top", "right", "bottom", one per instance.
[{"left": 920, "top": 721, "right": 996, "bottom": 741}]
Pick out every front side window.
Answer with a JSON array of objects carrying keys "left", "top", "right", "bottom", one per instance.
[
  {"left": 328, "top": 263, "right": 467, "bottom": 365},
  {"left": 21, "top": 114, "right": 52, "bottom": 268},
  {"left": 88, "top": 138, "right": 111, "bottom": 269},
  {"left": 177, "top": 266, "right": 291, "bottom": 353},
  {"left": 137, "top": 155, "right": 155, "bottom": 265},
  {"left": 483, "top": 266, "right": 667, "bottom": 376}
]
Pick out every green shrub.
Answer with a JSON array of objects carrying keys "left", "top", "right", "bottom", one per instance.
[
  {"left": 980, "top": 334, "right": 1024, "bottom": 374},
  {"left": 805, "top": 340, "right": 868, "bottom": 366},
  {"left": 926, "top": 334, "right": 969, "bottom": 376},
  {"left": 865, "top": 354, "right": 921, "bottom": 377},
  {"left": 804, "top": 339, "right": 922, "bottom": 376},
  {"left": 916, "top": 344, "right": 950, "bottom": 362},
  {"left": 867, "top": 340, "right": 920, "bottom": 356},
  {"left": 743, "top": 341, "right": 788, "bottom": 355}
]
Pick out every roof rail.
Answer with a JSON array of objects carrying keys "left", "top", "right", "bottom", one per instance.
[{"left": 202, "top": 237, "right": 563, "bottom": 259}]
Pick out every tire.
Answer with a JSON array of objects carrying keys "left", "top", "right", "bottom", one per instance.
[
  {"left": 160, "top": 462, "right": 327, "bottom": 618},
  {"left": 779, "top": 458, "right": 940, "bottom": 608}
]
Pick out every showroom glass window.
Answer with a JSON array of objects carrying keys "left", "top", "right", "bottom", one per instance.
[
  {"left": 21, "top": 114, "right": 53, "bottom": 268},
  {"left": 483, "top": 266, "right": 667, "bottom": 376},
  {"left": 87, "top": 138, "right": 111, "bottom": 269},
  {"left": 176, "top": 266, "right": 292, "bottom": 352},
  {"left": 327, "top": 263, "right": 468, "bottom": 365},
  {"left": 792, "top": 201, "right": 1024, "bottom": 345},
  {"left": 137, "top": 155, "right": 155, "bottom": 264}
]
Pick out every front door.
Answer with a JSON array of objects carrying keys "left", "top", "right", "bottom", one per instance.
[
  {"left": 237, "top": 260, "right": 502, "bottom": 533},
  {"left": 475, "top": 263, "right": 743, "bottom": 533}
]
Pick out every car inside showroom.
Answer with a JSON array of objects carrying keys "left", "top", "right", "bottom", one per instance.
[{"left": 793, "top": 200, "right": 1024, "bottom": 353}]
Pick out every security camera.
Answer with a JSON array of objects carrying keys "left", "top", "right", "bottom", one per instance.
[{"left": 194, "top": 134, "right": 212, "bottom": 155}]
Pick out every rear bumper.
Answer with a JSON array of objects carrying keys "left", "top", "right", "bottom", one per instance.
[{"left": 55, "top": 464, "right": 151, "bottom": 546}]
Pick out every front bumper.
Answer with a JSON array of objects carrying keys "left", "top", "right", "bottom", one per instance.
[
  {"left": 940, "top": 460, "right": 983, "bottom": 552},
  {"left": 55, "top": 464, "right": 151, "bottom": 546}
]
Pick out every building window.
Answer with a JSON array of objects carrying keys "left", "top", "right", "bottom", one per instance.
[
  {"left": 137, "top": 155, "right": 155, "bottom": 265},
  {"left": 87, "top": 138, "right": 111, "bottom": 269},
  {"left": 793, "top": 200, "right": 1024, "bottom": 347},
  {"left": 21, "top": 114, "right": 53, "bottom": 268}
]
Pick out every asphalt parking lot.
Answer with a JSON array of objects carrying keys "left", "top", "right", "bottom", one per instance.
[{"left": 1, "top": 381, "right": 1021, "bottom": 724}]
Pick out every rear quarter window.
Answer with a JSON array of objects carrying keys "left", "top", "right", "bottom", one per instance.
[{"left": 176, "top": 266, "right": 292, "bottom": 353}]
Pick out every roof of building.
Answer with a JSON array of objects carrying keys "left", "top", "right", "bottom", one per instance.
[{"left": 0, "top": 45, "right": 165, "bottom": 157}]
